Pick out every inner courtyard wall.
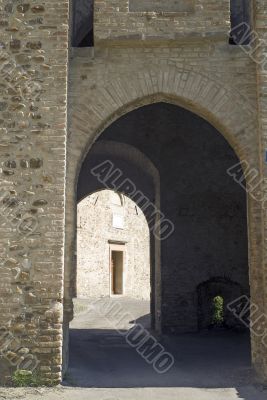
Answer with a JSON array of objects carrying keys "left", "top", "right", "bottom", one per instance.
[{"left": 77, "top": 190, "right": 150, "bottom": 300}]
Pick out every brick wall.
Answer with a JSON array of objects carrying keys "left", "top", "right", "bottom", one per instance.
[
  {"left": 0, "top": 0, "right": 69, "bottom": 384},
  {"left": 77, "top": 190, "right": 150, "bottom": 300},
  {"left": 254, "top": 0, "right": 267, "bottom": 380},
  {"left": 94, "top": 0, "right": 230, "bottom": 42},
  {"left": 1, "top": 0, "right": 267, "bottom": 385}
]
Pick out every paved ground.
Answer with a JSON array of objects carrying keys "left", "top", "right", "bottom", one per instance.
[
  {"left": 66, "top": 297, "right": 255, "bottom": 388},
  {"left": 0, "top": 386, "right": 267, "bottom": 400},
  {"left": 0, "top": 297, "right": 266, "bottom": 400}
]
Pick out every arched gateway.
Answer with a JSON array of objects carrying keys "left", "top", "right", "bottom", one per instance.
[{"left": 1, "top": 0, "right": 267, "bottom": 386}]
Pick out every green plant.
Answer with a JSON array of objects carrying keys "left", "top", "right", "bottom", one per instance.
[
  {"left": 12, "top": 369, "right": 44, "bottom": 387},
  {"left": 212, "top": 295, "right": 224, "bottom": 325}
]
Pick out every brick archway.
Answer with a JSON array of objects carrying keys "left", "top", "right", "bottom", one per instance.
[
  {"left": 76, "top": 140, "right": 161, "bottom": 331},
  {"left": 69, "top": 67, "right": 258, "bottom": 165},
  {"left": 66, "top": 66, "right": 263, "bottom": 376}
]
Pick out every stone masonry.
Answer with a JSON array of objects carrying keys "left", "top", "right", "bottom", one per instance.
[
  {"left": 0, "top": 0, "right": 267, "bottom": 386},
  {"left": 0, "top": 0, "right": 68, "bottom": 385},
  {"left": 77, "top": 190, "right": 150, "bottom": 299}
]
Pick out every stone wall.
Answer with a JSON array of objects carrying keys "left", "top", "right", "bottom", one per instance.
[
  {"left": 0, "top": 0, "right": 69, "bottom": 385},
  {"left": 94, "top": 0, "right": 230, "bottom": 42},
  {"left": 77, "top": 190, "right": 150, "bottom": 300},
  {"left": 1, "top": 0, "right": 267, "bottom": 385},
  {"left": 254, "top": 0, "right": 267, "bottom": 381}
]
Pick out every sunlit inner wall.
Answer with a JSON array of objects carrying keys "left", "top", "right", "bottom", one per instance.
[{"left": 77, "top": 190, "right": 150, "bottom": 299}]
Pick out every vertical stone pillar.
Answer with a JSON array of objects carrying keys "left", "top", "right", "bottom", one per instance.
[
  {"left": 0, "top": 1, "right": 69, "bottom": 384},
  {"left": 254, "top": 0, "right": 267, "bottom": 381}
]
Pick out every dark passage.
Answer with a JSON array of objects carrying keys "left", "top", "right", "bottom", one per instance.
[{"left": 68, "top": 103, "right": 251, "bottom": 388}]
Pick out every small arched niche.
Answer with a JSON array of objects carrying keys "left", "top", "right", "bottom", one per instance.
[{"left": 197, "top": 277, "right": 248, "bottom": 330}]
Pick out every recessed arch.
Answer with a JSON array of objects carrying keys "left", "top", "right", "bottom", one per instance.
[
  {"left": 64, "top": 139, "right": 161, "bottom": 325},
  {"left": 197, "top": 277, "right": 247, "bottom": 330},
  {"left": 65, "top": 66, "right": 262, "bottom": 376}
]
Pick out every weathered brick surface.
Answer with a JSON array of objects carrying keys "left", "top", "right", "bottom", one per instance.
[
  {"left": 77, "top": 190, "right": 150, "bottom": 299},
  {"left": 94, "top": 0, "right": 230, "bottom": 42},
  {"left": 1, "top": 0, "right": 267, "bottom": 385},
  {"left": 254, "top": 0, "right": 267, "bottom": 380},
  {"left": 0, "top": 0, "right": 68, "bottom": 384}
]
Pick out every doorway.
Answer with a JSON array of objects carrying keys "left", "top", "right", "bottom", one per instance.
[{"left": 110, "top": 245, "right": 125, "bottom": 296}]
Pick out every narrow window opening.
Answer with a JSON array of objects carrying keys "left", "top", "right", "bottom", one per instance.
[
  {"left": 229, "top": 0, "right": 252, "bottom": 45},
  {"left": 72, "top": 0, "right": 94, "bottom": 47}
]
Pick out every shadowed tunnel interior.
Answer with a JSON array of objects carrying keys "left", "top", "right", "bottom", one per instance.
[{"left": 66, "top": 102, "right": 251, "bottom": 388}]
